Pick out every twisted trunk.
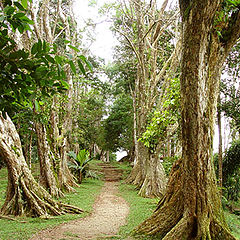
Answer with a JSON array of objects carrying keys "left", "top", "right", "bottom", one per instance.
[
  {"left": 57, "top": 0, "right": 78, "bottom": 191},
  {"left": 135, "top": 1, "right": 240, "bottom": 239},
  {"left": 0, "top": 113, "right": 82, "bottom": 217},
  {"left": 35, "top": 122, "right": 63, "bottom": 198},
  {"left": 138, "top": 153, "right": 166, "bottom": 198},
  {"left": 126, "top": 0, "right": 179, "bottom": 197}
]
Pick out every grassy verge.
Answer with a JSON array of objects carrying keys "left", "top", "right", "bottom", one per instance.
[
  {"left": 118, "top": 183, "right": 158, "bottom": 240},
  {"left": 225, "top": 211, "right": 240, "bottom": 239},
  {"left": 0, "top": 164, "right": 103, "bottom": 240}
]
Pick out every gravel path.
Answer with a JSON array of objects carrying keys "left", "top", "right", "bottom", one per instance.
[{"left": 30, "top": 163, "right": 129, "bottom": 240}]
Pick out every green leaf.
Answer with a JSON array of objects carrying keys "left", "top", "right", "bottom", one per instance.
[
  {"left": 20, "top": 16, "right": 34, "bottom": 24},
  {"left": 4, "top": 6, "right": 15, "bottom": 15},
  {"left": 55, "top": 55, "right": 62, "bottom": 64},
  {"left": 17, "top": 23, "right": 24, "bottom": 33},
  {"left": 13, "top": 13, "right": 25, "bottom": 18},
  {"left": 31, "top": 42, "right": 38, "bottom": 55},
  {"left": 69, "top": 60, "right": 76, "bottom": 74},
  {"left": 34, "top": 100, "right": 40, "bottom": 112},
  {"left": 79, "top": 55, "right": 93, "bottom": 72},
  {"left": 37, "top": 39, "right": 42, "bottom": 52},
  {"left": 45, "top": 54, "right": 55, "bottom": 64},
  {"left": 68, "top": 45, "right": 80, "bottom": 52},
  {"left": 21, "top": 0, "right": 28, "bottom": 9},
  {"left": 14, "top": 2, "right": 25, "bottom": 11},
  {"left": 64, "top": 40, "right": 71, "bottom": 44},
  {"left": 43, "top": 41, "right": 46, "bottom": 52},
  {"left": 60, "top": 80, "right": 69, "bottom": 89},
  {"left": 53, "top": 44, "right": 57, "bottom": 53},
  {"left": 77, "top": 59, "right": 86, "bottom": 75}
]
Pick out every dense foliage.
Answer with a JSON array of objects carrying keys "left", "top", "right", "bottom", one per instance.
[
  {"left": 103, "top": 94, "right": 133, "bottom": 152},
  {"left": 140, "top": 77, "right": 180, "bottom": 152},
  {"left": 0, "top": 2, "right": 67, "bottom": 114},
  {"left": 222, "top": 139, "right": 240, "bottom": 200}
]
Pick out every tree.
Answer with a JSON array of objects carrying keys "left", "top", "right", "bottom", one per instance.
[
  {"left": 109, "top": 0, "right": 180, "bottom": 197},
  {"left": 29, "top": 0, "right": 79, "bottom": 192},
  {"left": 135, "top": 0, "right": 240, "bottom": 239},
  {"left": 103, "top": 94, "right": 134, "bottom": 154},
  {"left": 0, "top": 113, "right": 82, "bottom": 216},
  {"left": 0, "top": 0, "right": 82, "bottom": 216}
]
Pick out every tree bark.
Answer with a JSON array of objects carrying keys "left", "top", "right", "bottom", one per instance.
[
  {"left": 0, "top": 113, "right": 82, "bottom": 217},
  {"left": 35, "top": 121, "right": 63, "bottom": 198},
  {"left": 217, "top": 97, "right": 223, "bottom": 195},
  {"left": 127, "top": 140, "right": 146, "bottom": 188},
  {"left": 124, "top": 0, "right": 179, "bottom": 197},
  {"left": 57, "top": 0, "right": 79, "bottom": 191},
  {"left": 138, "top": 152, "right": 167, "bottom": 198},
  {"left": 23, "top": 131, "right": 32, "bottom": 169},
  {"left": 135, "top": 1, "right": 240, "bottom": 239}
]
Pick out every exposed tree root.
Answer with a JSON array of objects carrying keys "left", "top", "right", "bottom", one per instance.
[
  {"left": 0, "top": 113, "right": 83, "bottom": 218},
  {"left": 35, "top": 122, "right": 64, "bottom": 198},
  {"left": 1, "top": 173, "right": 83, "bottom": 217},
  {"left": 0, "top": 215, "right": 27, "bottom": 223},
  {"left": 134, "top": 159, "right": 236, "bottom": 240},
  {"left": 138, "top": 154, "right": 166, "bottom": 198}
]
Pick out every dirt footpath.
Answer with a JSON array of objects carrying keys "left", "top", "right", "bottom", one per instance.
[{"left": 30, "top": 163, "right": 129, "bottom": 240}]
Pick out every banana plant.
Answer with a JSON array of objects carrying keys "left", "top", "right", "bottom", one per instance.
[{"left": 67, "top": 149, "right": 94, "bottom": 183}]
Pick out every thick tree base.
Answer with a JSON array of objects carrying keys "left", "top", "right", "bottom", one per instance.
[
  {"left": 134, "top": 159, "right": 236, "bottom": 240},
  {"left": 138, "top": 155, "right": 166, "bottom": 198},
  {"left": 126, "top": 162, "right": 145, "bottom": 188},
  {"left": 0, "top": 113, "right": 82, "bottom": 218},
  {"left": 0, "top": 173, "right": 83, "bottom": 217}
]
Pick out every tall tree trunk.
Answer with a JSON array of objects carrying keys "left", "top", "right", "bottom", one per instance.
[
  {"left": 35, "top": 122, "right": 63, "bottom": 198},
  {"left": 57, "top": 0, "right": 78, "bottom": 191},
  {"left": 0, "top": 113, "right": 82, "bottom": 217},
  {"left": 23, "top": 131, "right": 32, "bottom": 169},
  {"left": 127, "top": 139, "right": 146, "bottom": 188},
  {"left": 135, "top": 1, "right": 240, "bottom": 239},
  {"left": 125, "top": 0, "right": 180, "bottom": 197},
  {"left": 138, "top": 152, "right": 167, "bottom": 198},
  {"left": 29, "top": 0, "right": 78, "bottom": 193},
  {"left": 58, "top": 136, "right": 78, "bottom": 192},
  {"left": 217, "top": 97, "right": 223, "bottom": 196}
]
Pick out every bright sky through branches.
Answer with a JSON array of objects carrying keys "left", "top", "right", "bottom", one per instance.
[{"left": 73, "top": 0, "right": 116, "bottom": 63}]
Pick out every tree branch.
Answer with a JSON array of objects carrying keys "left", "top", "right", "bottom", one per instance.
[
  {"left": 222, "top": 9, "right": 240, "bottom": 54},
  {"left": 114, "top": 28, "right": 143, "bottom": 67}
]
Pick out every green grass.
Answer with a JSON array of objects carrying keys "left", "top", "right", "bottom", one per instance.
[
  {"left": 111, "top": 161, "right": 132, "bottom": 179},
  {"left": 116, "top": 182, "right": 240, "bottom": 240},
  {"left": 0, "top": 165, "right": 103, "bottom": 240},
  {"left": 1, "top": 161, "right": 239, "bottom": 240},
  {"left": 225, "top": 211, "right": 240, "bottom": 239},
  {"left": 118, "top": 183, "right": 158, "bottom": 239}
]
